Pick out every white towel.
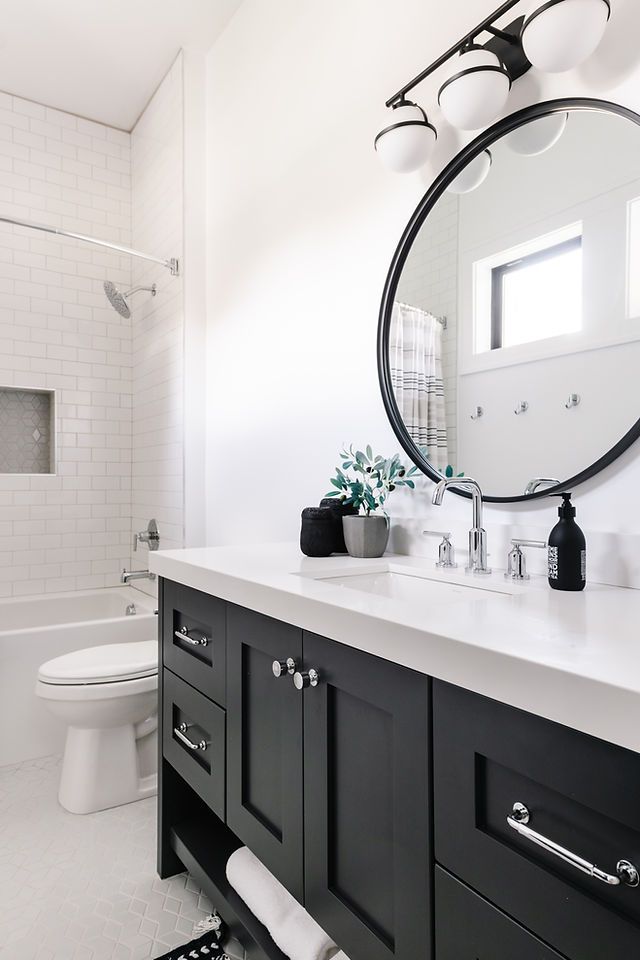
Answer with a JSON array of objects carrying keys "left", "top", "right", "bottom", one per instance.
[
  {"left": 331, "top": 953, "right": 350, "bottom": 960},
  {"left": 226, "top": 846, "right": 337, "bottom": 960}
]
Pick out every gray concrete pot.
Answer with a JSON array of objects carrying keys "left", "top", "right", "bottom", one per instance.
[{"left": 342, "top": 514, "right": 389, "bottom": 559}]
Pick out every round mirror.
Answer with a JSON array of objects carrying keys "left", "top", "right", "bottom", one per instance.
[{"left": 378, "top": 98, "right": 640, "bottom": 502}]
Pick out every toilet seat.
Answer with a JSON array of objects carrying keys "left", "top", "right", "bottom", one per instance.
[
  {"left": 36, "top": 672, "right": 157, "bottom": 703},
  {"left": 38, "top": 640, "right": 158, "bottom": 685}
]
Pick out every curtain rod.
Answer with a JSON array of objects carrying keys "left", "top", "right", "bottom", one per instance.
[{"left": 0, "top": 214, "right": 180, "bottom": 276}]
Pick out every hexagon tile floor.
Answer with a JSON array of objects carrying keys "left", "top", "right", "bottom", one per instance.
[{"left": 0, "top": 755, "right": 243, "bottom": 960}]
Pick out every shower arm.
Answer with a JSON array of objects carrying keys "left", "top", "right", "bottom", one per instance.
[{"left": 0, "top": 214, "right": 179, "bottom": 276}]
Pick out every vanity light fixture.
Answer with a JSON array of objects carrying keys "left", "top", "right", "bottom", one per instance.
[
  {"left": 521, "top": 0, "right": 611, "bottom": 74},
  {"left": 377, "top": 0, "right": 611, "bottom": 174},
  {"left": 439, "top": 47, "right": 511, "bottom": 131},
  {"left": 374, "top": 98, "right": 437, "bottom": 173},
  {"left": 447, "top": 149, "right": 493, "bottom": 194}
]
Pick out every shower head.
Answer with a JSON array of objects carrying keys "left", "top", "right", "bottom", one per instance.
[{"left": 103, "top": 280, "right": 157, "bottom": 318}]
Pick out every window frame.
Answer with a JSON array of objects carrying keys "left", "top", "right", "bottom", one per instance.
[{"left": 490, "top": 234, "right": 583, "bottom": 351}]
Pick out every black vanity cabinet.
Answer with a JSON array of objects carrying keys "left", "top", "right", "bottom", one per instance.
[{"left": 159, "top": 576, "right": 640, "bottom": 960}]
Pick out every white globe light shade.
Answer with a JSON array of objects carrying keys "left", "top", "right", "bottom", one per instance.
[
  {"left": 438, "top": 48, "right": 511, "bottom": 131},
  {"left": 505, "top": 111, "right": 568, "bottom": 155},
  {"left": 374, "top": 103, "right": 437, "bottom": 173},
  {"left": 447, "top": 150, "right": 493, "bottom": 194},
  {"left": 522, "top": 0, "right": 610, "bottom": 73}
]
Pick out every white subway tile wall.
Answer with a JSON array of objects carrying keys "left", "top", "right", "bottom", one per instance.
[
  {"left": 0, "top": 62, "right": 184, "bottom": 597},
  {"left": 0, "top": 93, "right": 133, "bottom": 597},
  {"left": 395, "top": 192, "right": 459, "bottom": 473},
  {"left": 130, "top": 57, "right": 184, "bottom": 594}
]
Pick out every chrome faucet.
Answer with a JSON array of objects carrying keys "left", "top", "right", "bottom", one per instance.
[
  {"left": 432, "top": 476, "right": 491, "bottom": 575},
  {"left": 524, "top": 477, "right": 560, "bottom": 496},
  {"left": 121, "top": 568, "right": 156, "bottom": 584}
]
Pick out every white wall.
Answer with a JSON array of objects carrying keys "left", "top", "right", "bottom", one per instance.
[
  {"left": 0, "top": 94, "right": 132, "bottom": 596},
  {"left": 204, "top": 0, "right": 640, "bottom": 585},
  {"left": 130, "top": 56, "right": 185, "bottom": 591}
]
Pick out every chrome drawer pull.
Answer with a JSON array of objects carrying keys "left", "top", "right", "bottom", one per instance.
[
  {"left": 174, "top": 722, "right": 208, "bottom": 752},
  {"left": 507, "top": 803, "right": 639, "bottom": 888},
  {"left": 175, "top": 626, "right": 209, "bottom": 647}
]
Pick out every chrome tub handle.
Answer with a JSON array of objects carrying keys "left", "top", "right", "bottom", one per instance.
[
  {"left": 175, "top": 626, "right": 208, "bottom": 647},
  {"left": 507, "top": 803, "right": 639, "bottom": 888},
  {"left": 174, "top": 722, "right": 208, "bottom": 752}
]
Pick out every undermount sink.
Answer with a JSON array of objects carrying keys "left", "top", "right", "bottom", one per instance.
[{"left": 301, "top": 562, "right": 515, "bottom": 604}]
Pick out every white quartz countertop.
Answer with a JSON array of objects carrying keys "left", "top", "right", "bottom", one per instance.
[{"left": 150, "top": 543, "right": 640, "bottom": 754}]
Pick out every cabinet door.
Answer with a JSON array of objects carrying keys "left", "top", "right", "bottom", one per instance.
[
  {"left": 303, "top": 632, "right": 431, "bottom": 960},
  {"left": 226, "top": 604, "right": 304, "bottom": 902}
]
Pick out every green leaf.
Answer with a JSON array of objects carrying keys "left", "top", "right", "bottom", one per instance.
[
  {"left": 404, "top": 480, "right": 415, "bottom": 489},
  {"left": 366, "top": 444, "right": 373, "bottom": 460},
  {"left": 445, "top": 465, "right": 453, "bottom": 478},
  {"left": 330, "top": 477, "right": 343, "bottom": 489},
  {"left": 325, "top": 490, "right": 341, "bottom": 497}
]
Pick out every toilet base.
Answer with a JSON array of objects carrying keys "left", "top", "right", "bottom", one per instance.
[{"left": 58, "top": 723, "right": 157, "bottom": 815}]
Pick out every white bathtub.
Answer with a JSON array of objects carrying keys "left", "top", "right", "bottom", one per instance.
[{"left": 0, "top": 586, "right": 157, "bottom": 767}]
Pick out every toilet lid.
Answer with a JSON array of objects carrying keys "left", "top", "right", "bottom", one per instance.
[{"left": 38, "top": 640, "right": 158, "bottom": 684}]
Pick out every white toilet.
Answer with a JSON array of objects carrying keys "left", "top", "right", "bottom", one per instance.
[{"left": 36, "top": 640, "right": 158, "bottom": 815}]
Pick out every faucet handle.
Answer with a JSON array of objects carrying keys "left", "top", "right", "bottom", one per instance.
[
  {"left": 133, "top": 519, "right": 160, "bottom": 552},
  {"left": 423, "top": 530, "right": 457, "bottom": 569},
  {"left": 505, "top": 539, "right": 547, "bottom": 581}
]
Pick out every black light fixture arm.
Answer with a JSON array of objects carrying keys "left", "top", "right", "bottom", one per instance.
[
  {"left": 385, "top": 0, "right": 523, "bottom": 107},
  {"left": 483, "top": 24, "right": 520, "bottom": 43}
]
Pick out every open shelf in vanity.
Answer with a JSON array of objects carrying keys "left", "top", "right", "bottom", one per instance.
[{"left": 169, "top": 812, "right": 288, "bottom": 960}]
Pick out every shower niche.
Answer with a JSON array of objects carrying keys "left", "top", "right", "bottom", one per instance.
[{"left": 0, "top": 387, "right": 55, "bottom": 475}]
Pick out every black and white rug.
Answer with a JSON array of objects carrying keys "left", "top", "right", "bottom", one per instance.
[{"left": 153, "top": 930, "right": 229, "bottom": 960}]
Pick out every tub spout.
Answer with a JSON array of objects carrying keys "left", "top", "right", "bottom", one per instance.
[{"left": 121, "top": 568, "right": 156, "bottom": 584}]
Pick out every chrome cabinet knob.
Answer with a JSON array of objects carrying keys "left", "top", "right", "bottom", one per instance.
[
  {"left": 293, "top": 668, "right": 319, "bottom": 691},
  {"left": 272, "top": 658, "right": 297, "bottom": 678}
]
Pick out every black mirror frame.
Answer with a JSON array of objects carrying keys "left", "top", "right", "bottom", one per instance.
[{"left": 377, "top": 97, "right": 640, "bottom": 503}]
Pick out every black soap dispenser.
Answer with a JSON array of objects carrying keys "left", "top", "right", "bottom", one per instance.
[{"left": 548, "top": 492, "right": 586, "bottom": 592}]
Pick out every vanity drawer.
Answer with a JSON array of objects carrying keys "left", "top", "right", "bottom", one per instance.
[
  {"left": 435, "top": 867, "right": 566, "bottom": 959},
  {"left": 162, "top": 579, "right": 226, "bottom": 706},
  {"left": 433, "top": 680, "right": 640, "bottom": 960},
  {"left": 163, "top": 668, "right": 225, "bottom": 820}
]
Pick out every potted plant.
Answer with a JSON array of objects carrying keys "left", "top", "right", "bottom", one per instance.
[{"left": 325, "top": 445, "right": 418, "bottom": 558}]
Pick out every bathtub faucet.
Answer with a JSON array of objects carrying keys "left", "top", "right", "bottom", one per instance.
[{"left": 121, "top": 568, "right": 156, "bottom": 584}]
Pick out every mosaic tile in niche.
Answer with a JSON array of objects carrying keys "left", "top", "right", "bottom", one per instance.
[{"left": 0, "top": 389, "right": 53, "bottom": 474}]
